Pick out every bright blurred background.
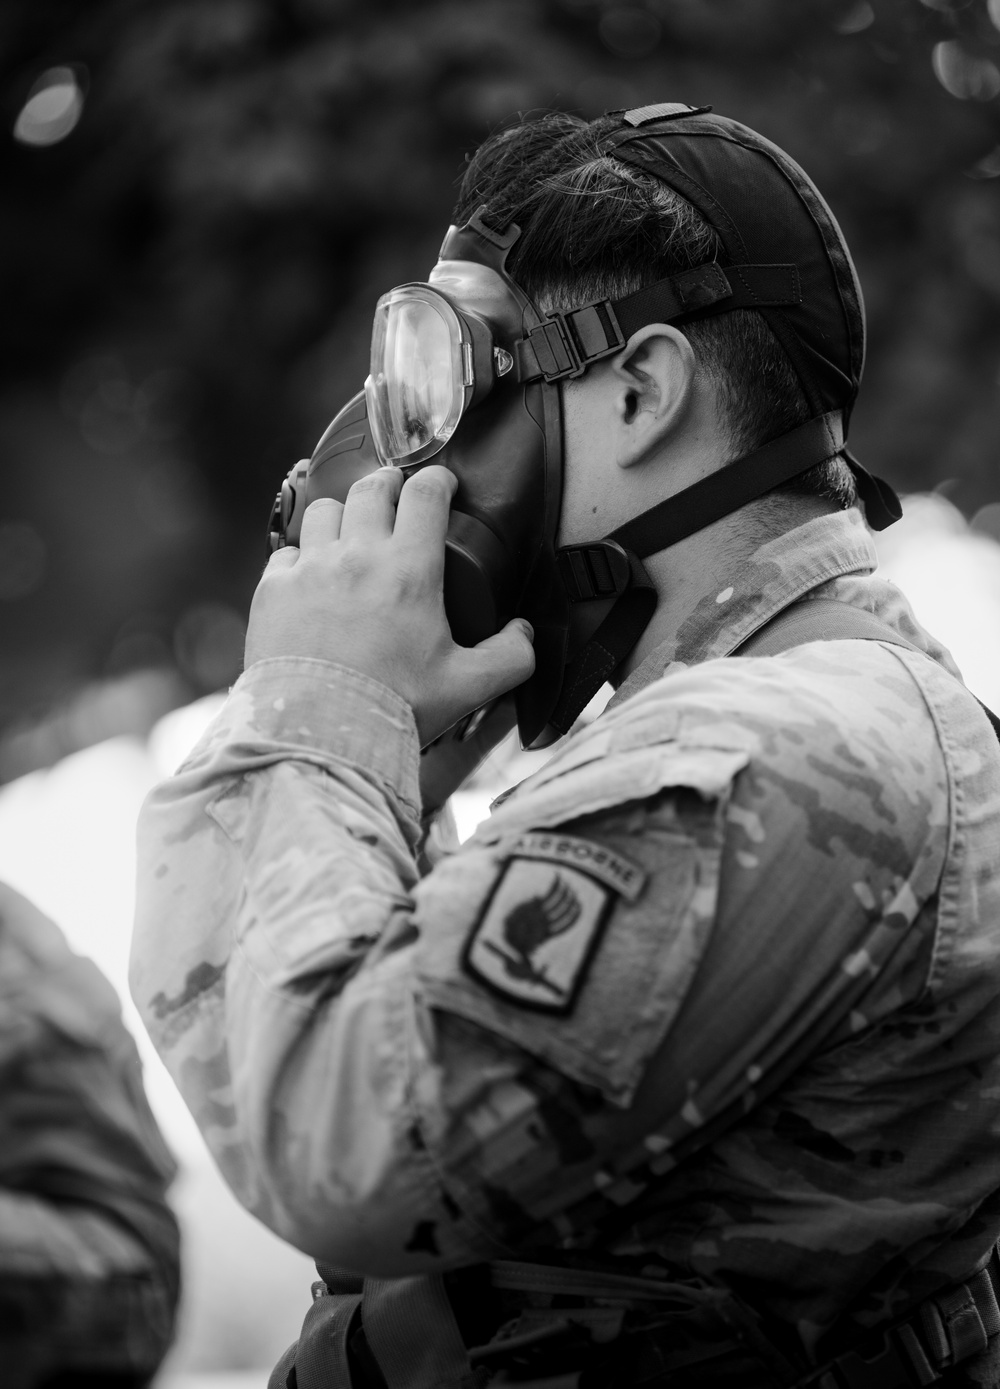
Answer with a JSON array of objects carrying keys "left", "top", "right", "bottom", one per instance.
[{"left": 2, "top": 0, "right": 1000, "bottom": 1384}]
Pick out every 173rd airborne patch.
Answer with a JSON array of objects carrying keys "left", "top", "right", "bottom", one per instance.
[{"left": 463, "top": 831, "right": 646, "bottom": 1015}]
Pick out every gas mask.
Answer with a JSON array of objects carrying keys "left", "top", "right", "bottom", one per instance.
[
  {"left": 270, "top": 210, "right": 570, "bottom": 748},
  {"left": 269, "top": 103, "right": 901, "bottom": 749}
]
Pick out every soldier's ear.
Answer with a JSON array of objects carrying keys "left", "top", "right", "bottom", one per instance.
[{"left": 608, "top": 324, "right": 695, "bottom": 470}]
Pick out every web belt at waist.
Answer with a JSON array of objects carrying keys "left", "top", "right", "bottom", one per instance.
[
  {"left": 478, "top": 1246, "right": 1000, "bottom": 1388},
  {"left": 289, "top": 1246, "right": 1000, "bottom": 1389},
  {"left": 806, "top": 1250, "right": 1000, "bottom": 1389}
]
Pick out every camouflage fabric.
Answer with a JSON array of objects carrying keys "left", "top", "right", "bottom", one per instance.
[
  {"left": 131, "top": 507, "right": 1000, "bottom": 1369},
  {"left": 0, "top": 882, "right": 180, "bottom": 1388}
]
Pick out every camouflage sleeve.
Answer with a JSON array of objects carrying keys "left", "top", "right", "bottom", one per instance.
[
  {"left": 131, "top": 656, "right": 442, "bottom": 1267},
  {"left": 0, "top": 883, "right": 179, "bottom": 1382},
  {"left": 410, "top": 643, "right": 950, "bottom": 1265},
  {"left": 132, "top": 647, "right": 948, "bottom": 1282}
]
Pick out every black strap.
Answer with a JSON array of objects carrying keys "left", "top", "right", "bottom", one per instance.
[
  {"left": 516, "top": 263, "right": 801, "bottom": 383},
  {"left": 546, "top": 418, "right": 908, "bottom": 741},
  {"left": 843, "top": 448, "right": 903, "bottom": 532},
  {"left": 471, "top": 1247, "right": 1000, "bottom": 1389},
  {"left": 735, "top": 597, "right": 1000, "bottom": 746},
  {"left": 802, "top": 1250, "right": 1000, "bottom": 1389},
  {"left": 554, "top": 412, "right": 860, "bottom": 599},
  {"left": 547, "top": 415, "right": 851, "bottom": 737},
  {"left": 547, "top": 550, "right": 657, "bottom": 736},
  {"left": 611, "top": 412, "right": 844, "bottom": 559}
]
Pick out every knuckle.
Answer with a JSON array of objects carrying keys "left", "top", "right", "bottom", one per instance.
[
  {"left": 335, "top": 544, "right": 373, "bottom": 580},
  {"left": 351, "top": 469, "right": 397, "bottom": 497},
  {"left": 263, "top": 552, "right": 292, "bottom": 578},
  {"left": 407, "top": 473, "right": 448, "bottom": 498}
]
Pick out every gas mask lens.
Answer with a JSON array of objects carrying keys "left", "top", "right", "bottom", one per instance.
[{"left": 365, "top": 286, "right": 469, "bottom": 467}]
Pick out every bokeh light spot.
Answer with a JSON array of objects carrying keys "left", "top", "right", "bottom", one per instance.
[
  {"left": 875, "top": 494, "right": 1000, "bottom": 712},
  {"left": 0, "top": 522, "right": 47, "bottom": 601},
  {"left": 598, "top": 7, "right": 662, "bottom": 59},
  {"left": 971, "top": 502, "right": 1000, "bottom": 544},
  {"left": 106, "top": 615, "right": 174, "bottom": 676},
  {"left": 834, "top": 2, "right": 875, "bottom": 35},
  {"left": 13, "top": 66, "right": 85, "bottom": 147},
  {"left": 967, "top": 145, "right": 1000, "bottom": 179},
  {"left": 932, "top": 41, "right": 1000, "bottom": 101},
  {"left": 989, "top": 0, "right": 1000, "bottom": 33},
  {"left": 174, "top": 603, "right": 247, "bottom": 691}
]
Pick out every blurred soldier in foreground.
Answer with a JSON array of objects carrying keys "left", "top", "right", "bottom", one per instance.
[
  {"left": 132, "top": 106, "right": 1000, "bottom": 1388},
  {"left": 1, "top": 881, "right": 179, "bottom": 1388}
]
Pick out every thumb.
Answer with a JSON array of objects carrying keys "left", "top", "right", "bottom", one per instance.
[{"left": 461, "top": 618, "right": 536, "bottom": 705}]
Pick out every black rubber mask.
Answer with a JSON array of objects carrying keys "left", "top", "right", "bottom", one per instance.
[
  {"left": 269, "top": 211, "right": 573, "bottom": 750},
  {"left": 270, "top": 102, "right": 902, "bottom": 748}
]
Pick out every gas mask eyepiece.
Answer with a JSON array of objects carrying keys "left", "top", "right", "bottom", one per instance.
[
  {"left": 269, "top": 215, "right": 571, "bottom": 750},
  {"left": 365, "top": 283, "right": 496, "bottom": 467}
]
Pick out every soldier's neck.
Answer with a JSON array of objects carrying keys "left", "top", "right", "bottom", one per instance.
[{"left": 613, "top": 492, "right": 839, "bottom": 685}]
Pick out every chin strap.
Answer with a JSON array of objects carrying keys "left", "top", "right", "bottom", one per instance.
[{"left": 546, "top": 411, "right": 902, "bottom": 737}]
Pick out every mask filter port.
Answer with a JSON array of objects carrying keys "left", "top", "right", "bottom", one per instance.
[{"left": 443, "top": 511, "right": 517, "bottom": 648}]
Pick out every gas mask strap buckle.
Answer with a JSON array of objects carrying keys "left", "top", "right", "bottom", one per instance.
[
  {"left": 557, "top": 540, "right": 632, "bottom": 602},
  {"left": 466, "top": 206, "right": 522, "bottom": 251},
  {"left": 518, "top": 302, "right": 626, "bottom": 383},
  {"left": 547, "top": 550, "right": 657, "bottom": 736},
  {"left": 516, "top": 263, "right": 801, "bottom": 384}
]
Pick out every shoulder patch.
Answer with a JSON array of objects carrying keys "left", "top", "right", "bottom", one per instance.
[{"left": 463, "top": 833, "right": 645, "bottom": 1014}]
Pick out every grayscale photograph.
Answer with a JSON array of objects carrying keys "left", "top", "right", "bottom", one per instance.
[{"left": 2, "top": 2, "right": 1000, "bottom": 1387}]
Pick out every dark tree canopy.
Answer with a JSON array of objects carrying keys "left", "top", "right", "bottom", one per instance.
[{"left": 1, "top": 0, "right": 999, "bottom": 765}]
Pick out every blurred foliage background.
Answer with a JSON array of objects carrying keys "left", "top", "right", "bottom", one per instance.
[{"left": 1, "top": 0, "right": 999, "bottom": 777}]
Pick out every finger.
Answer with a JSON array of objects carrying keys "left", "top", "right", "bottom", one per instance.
[
  {"left": 339, "top": 467, "right": 404, "bottom": 542},
  {"left": 393, "top": 466, "right": 457, "bottom": 571},
  {"left": 456, "top": 619, "right": 536, "bottom": 708},
  {"left": 264, "top": 545, "right": 300, "bottom": 572},
  {"left": 299, "top": 497, "right": 344, "bottom": 550}
]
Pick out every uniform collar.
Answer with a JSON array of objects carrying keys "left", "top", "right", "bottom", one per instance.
[{"left": 608, "top": 507, "right": 877, "bottom": 710}]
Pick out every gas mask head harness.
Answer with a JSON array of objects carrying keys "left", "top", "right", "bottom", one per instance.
[{"left": 269, "top": 102, "right": 901, "bottom": 749}]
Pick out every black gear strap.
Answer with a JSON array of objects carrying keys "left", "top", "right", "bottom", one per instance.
[
  {"left": 515, "top": 263, "right": 801, "bottom": 384},
  {"left": 547, "top": 409, "right": 899, "bottom": 737},
  {"left": 552, "top": 415, "right": 901, "bottom": 609},
  {"left": 472, "top": 1246, "right": 1000, "bottom": 1389},
  {"left": 547, "top": 550, "right": 657, "bottom": 736},
  {"left": 556, "top": 411, "right": 850, "bottom": 610},
  {"left": 843, "top": 448, "right": 903, "bottom": 532},
  {"left": 611, "top": 411, "right": 845, "bottom": 558}
]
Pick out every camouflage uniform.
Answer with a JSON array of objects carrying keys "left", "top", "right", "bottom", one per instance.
[
  {"left": 1, "top": 882, "right": 180, "bottom": 1388},
  {"left": 131, "top": 506, "right": 1000, "bottom": 1372}
]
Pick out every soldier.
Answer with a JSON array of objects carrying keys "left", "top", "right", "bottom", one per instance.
[
  {"left": 1, "top": 881, "right": 179, "bottom": 1388},
  {"left": 131, "top": 106, "right": 1000, "bottom": 1388}
]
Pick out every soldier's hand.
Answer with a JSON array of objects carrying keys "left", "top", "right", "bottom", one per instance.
[{"left": 245, "top": 466, "right": 535, "bottom": 745}]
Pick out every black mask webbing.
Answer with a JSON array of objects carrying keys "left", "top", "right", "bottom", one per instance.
[
  {"left": 608, "top": 410, "right": 845, "bottom": 559},
  {"left": 547, "top": 409, "right": 900, "bottom": 737},
  {"left": 548, "top": 549, "right": 657, "bottom": 737}
]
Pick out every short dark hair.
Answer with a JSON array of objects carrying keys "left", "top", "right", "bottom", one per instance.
[{"left": 455, "top": 112, "right": 857, "bottom": 510}]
